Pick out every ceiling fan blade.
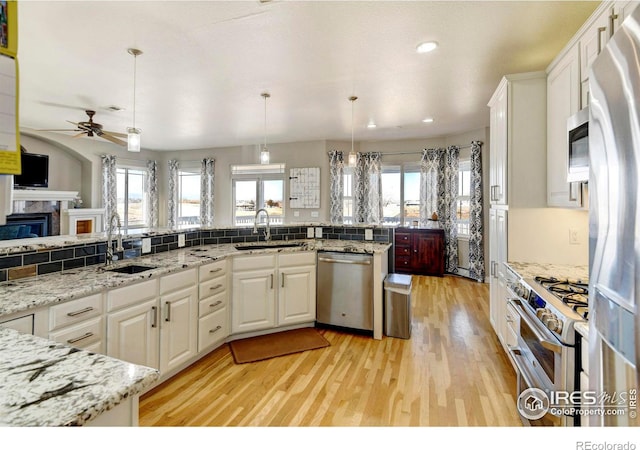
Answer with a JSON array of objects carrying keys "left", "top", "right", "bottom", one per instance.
[
  {"left": 66, "top": 120, "right": 81, "bottom": 126},
  {"left": 36, "top": 128, "right": 80, "bottom": 132},
  {"left": 102, "top": 130, "right": 128, "bottom": 138},
  {"left": 72, "top": 132, "right": 86, "bottom": 138},
  {"left": 98, "top": 132, "right": 127, "bottom": 146}
]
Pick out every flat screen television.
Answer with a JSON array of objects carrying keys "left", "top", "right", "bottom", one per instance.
[{"left": 14, "top": 153, "right": 49, "bottom": 188}]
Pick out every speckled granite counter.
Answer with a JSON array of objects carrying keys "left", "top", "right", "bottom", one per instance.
[
  {"left": 0, "top": 239, "right": 391, "bottom": 317},
  {"left": 506, "top": 261, "right": 589, "bottom": 282},
  {"left": 0, "top": 327, "right": 159, "bottom": 426}
]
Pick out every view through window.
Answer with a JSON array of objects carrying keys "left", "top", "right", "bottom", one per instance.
[
  {"left": 457, "top": 160, "right": 471, "bottom": 236},
  {"left": 232, "top": 165, "right": 285, "bottom": 226},
  {"left": 178, "top": 168, "right": 201, "bottom": 227},
  {"left": 380, "top": 164, "right": 420, "bottom": 226},
  {"left": 116, "top": 167, "right": 148, "bottom": 229}
]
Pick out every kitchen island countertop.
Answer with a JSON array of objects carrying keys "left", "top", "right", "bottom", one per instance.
[{"left": 0, "top": 327, "right": 158, "bottom": 426}]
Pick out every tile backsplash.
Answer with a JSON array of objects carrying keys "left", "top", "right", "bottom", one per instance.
[{"left": 0, "top": 225, "right": 391, "bottom": 282}]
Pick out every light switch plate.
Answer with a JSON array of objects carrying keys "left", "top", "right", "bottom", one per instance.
[
  {"left": 307, "top": 227, "right": 315, "bottom": 238},
  {"left": 315, "top": 227, "right": 323, "bottom": 238},
  {"left": 294, "top": 211, "right": 300, "bottom": 217},
  {"left": 142, "top": 238, "right": 151, "bottom": 254},
  {"left": 178, "top": 234, "right": 186, "bottom": 247},
  {"left": 365, "top": 229, "right": 373, "bottom": 241},
  {"left": 311, "top": 211, "right": 319, "bottom": 218}
]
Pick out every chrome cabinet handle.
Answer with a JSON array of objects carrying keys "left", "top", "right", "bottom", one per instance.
[
  {"left": 281, "top": 273, "right": 284, "bottom": 288},
  {"left": 609, "top": 11, "right": 618, "bottom": 38},
  {"left": 597, "top": 26, "right": 607, "bottom": 54},
  {"left": 67, "top": 306, "right": 94, "bottom": 317},
  {"left": 490, "top": 261, "right": 496, "bottom": 277},
  {"left": 270, "top": 274, "right": 274, "bottom": 289},
  {"left": 67, "top": 332, "right": 93, "bottom": 344},
  {"left": 151, "top": 306, "right": 157, "bottom": 328},
  {"left": 165, "top": 301, "right": 171, "bottom": 322},
  {"left": 209, "top": 284, "right": 223, "bottom": 291},
  {"left": 209, "top": 267, "right": 223, "bottom": 274},
  {"left": 568, "top": 182, "right": 580, "bottom": 202},
  {"left": 209, "top": 300, "right": 223, "bottom": 308},
  {"left": 209, "top": 325, "right": 222, "bottom": 334}
]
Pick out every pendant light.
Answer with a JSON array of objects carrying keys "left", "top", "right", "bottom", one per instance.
[
  {"left": 260, "top": 92, "right": 270, "bottom": 164},
  {"left": 127, "top": 48, "right": 143, "bottom": 152},
  {"left": 348, "top": 96, "right": 358, "bottom": 167}
]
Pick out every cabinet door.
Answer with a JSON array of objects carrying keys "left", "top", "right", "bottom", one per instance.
[
  {"left": 580, "top": 9, "right": 610, "bottom": 108},
  {"left": 278, "top": 265, "right": 316, "bottom": 326},
  {"left": 414, "top": 231, "right": 444, "bottom": 276},
  {"left": 489, "top": 209, "right": 499, "bottom": 333},
  {"left": 160, "top": 286, "right": 198, "bottom": 374},
  {"left": 489, "top": 79, "right": 508, "bottom": 206},
  {"left": 107, "top": 298, "right": 159, "bottom": 369},
  {"left": 232, "top": 269, "right": 276, "bottom": 334},
  {"left": 547, "top": 45, "right": 582, "bottom": 208},
  {"left": 489, "top": 208, "right": 508, "bottom": 340}
]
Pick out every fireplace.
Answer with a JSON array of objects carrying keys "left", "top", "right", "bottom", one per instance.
[{"left": 4, "top": 213, "right": 53, "bottom": 238}]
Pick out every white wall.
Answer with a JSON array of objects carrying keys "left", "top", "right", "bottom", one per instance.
[{"left": 19, "top": 134, "right": 83, "bottom": 192}]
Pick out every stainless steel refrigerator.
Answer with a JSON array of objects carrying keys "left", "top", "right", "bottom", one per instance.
[{"left": 589, "top": 4, "right": 640, "bottom": 427}]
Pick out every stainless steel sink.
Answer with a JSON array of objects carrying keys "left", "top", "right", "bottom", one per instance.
[
  {"left": 106, "top": 264, "right": 157, "bottom": 274},
  {"left": 234, "top": 242, "right": 305, "bottom": 251}
]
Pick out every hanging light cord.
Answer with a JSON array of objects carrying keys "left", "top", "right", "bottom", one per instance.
[
  {"left": 351, "top": 98, "right": 354, "bottom": 154},
  {"left": 132, "top": 52, "right": 137, "bottom": 129},
  {"left": 264, "top": 94, "right": 267, "bottom": 149}
]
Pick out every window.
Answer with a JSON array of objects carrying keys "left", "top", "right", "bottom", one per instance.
[
  {"left": 457, "top": 160, "right": 471, "bottom": 236},
  {"left": 379, "top": 164, "right": 420, "bottom": 226},
  {"left": 231, "top": 164, "right": 285, "bottom": 226},
  {"left": 177, "top": 168, "right": 201, "bottom": 227},
  {"left": 343, "top": 167, "right": 354, "bottom": 224},
  {"left": 116, "top": 167, "right": 148, "bottom": 230}
]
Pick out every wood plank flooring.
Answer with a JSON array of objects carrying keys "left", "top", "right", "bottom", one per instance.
[{"left": 139, "top": 275, "right": 522, "bottom": 426}]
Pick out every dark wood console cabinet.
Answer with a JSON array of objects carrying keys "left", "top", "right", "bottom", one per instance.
[{"left": 394, "top": 227, "right": 445, "bottom": 276}]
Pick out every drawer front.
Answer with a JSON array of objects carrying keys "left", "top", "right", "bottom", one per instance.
[
  {"left": 49, "top": 293, "right": 103, "bottom": 331},
  {"left": 395, "top": 246, "right": 411, "bottom": 256},
  {"left": 198, "top": 307, "right": 228, "bottom": 352},
  {"left": 395, "top": 233, "right": 411, "bottom": 244},
  {"left": 49, "top": 316, "right": 103, "bottom": 351},
  {"left": 198, "top": 291, "right": 227, "bottom": 318},
  {"left": 107, "top": 279, "right": 158, "bottom": 312},
  {"left": 395, "top": 255, "right": 411, "bottom": 268},
  {"left": 278, "top": 251, "right": 316, "bottom": 268},
  {"left": 160, "top": 268, "right": 197, "bottom": 295},
  {"left": 199, "top": 275, "right": 227, "bottom": 300},
  {"left": 199, "top": 259, "right": 227, "bottom": 282},
  {"left": 232, "top": 254, "right": 276, "bottom": 271}
]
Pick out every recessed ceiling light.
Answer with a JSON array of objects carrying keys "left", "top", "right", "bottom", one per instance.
[
  {"left": 422, "top": 117, "right": 434, "bottom": 123},
  {"left": 416, "top": 41, "right": 438, "bottom": 54},
  {"left": 367, "top": 122, "right": 377, "bottom": 129}
]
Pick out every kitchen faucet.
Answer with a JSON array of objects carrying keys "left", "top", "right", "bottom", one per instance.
[
  {"left": 105, "top": 211, "right": 124, "bottom": 266},
  {"left": 253, "top": 208, "right": 271, "bottom": 242}
]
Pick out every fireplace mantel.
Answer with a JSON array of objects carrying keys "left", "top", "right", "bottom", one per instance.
[{"left": 12, "top": 189, "right": 79, "bottom": 203}]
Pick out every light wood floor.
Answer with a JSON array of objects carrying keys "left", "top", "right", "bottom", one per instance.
[{"left": 139, "top": 275, "right": 522, "bottom": 426}]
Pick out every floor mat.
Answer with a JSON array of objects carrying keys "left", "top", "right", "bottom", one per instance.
[{"left": 229, "top": 327, "right": 330, "bottom": 364}]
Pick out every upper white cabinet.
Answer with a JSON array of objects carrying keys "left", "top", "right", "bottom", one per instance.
[
  {"left": 546, "top": 45, "right": 582, "bottom": 208},
  {"left": 487, "top": 72, "right": 547, "bottom": 209}
]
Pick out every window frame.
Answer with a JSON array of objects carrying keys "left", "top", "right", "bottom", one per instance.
[
  {"left": 116, "top": 164, "right": 149, "bottom": 231},
  {"left": 231, "top": 166, "right": 286, "bottom": 226},
  {"left": 379, "top": 163, "right": 421, "bottom": 226},
  {"left": 176, "top": 165, "right": 202, "bottom": 228},
  {"left": 457, "top": 159, "right": 471, "bottom": 237}
]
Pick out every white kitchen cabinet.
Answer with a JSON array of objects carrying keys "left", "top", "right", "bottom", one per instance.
[
  {"left": 48, "top": 292, "right": 104, "bottom": 352},
  {"left": 159, "top": 283, "right": 198, "bottom": 374},
  {"left": 198, "top": 259, "right": 229, "bottom": 352},
  {"left": 580, "top": 8, "right": 610, "bottom": 109},
  {"left": 231, "top": 252, "right": 316, "bottom": 335},
  {"left": 489, "top": 208, "right": 508, "bottom": 344},
  {"left": 0, "top": 308, "right": 48, "bottom": 337},
  {"left": 106, "top": 278, "right": 160, "bottom": 369},
  {"left": 546, "top": 45, "right": 583, "bottom": 208},
  {"left": 487, "top": 72, "right": 547, "bottom": 209}
]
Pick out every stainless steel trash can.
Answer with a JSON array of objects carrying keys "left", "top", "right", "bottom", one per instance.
[{"left": 384, "top": 273, "right": 412, "bottom": 339}]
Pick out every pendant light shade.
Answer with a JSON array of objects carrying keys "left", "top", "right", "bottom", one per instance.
[
  {"left": 127, "top": 48, "right": 142, "bottom": 152},
  {"left": 348, "top": 96, "right": 358, "bottom": 167},
  {"left": 260, "top": 92, "right": 270, "bottom": 164}
]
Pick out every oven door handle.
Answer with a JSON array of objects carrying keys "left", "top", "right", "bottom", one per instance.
[
  {"left": 508, "top": 299, "right": 563, "bottom": 354},
  {"left": 507, "top": 345, "right": 554, "bottom": 392}
]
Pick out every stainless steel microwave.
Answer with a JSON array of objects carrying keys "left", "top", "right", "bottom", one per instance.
[{"left": 567, "top": 107, "right": 589, "bottom": 182}]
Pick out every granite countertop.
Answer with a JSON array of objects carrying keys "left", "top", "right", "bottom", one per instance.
[
  {"left": 506, "top": 261, "right": 589, "bottom": 283},
  {"left": 0, "top": 238, "right": 391, "bottom": 318},
  {"left": 0, "top": 327, "right": 159, "bottom": 426}
]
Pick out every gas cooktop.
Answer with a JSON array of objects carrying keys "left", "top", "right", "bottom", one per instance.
[{"left": 533, "top": 276, "right": 589, "bottom": 320}]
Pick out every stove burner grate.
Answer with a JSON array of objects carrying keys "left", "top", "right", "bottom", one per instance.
[{"left": 534, "top": 276, "right": 589, "bottom": 319}]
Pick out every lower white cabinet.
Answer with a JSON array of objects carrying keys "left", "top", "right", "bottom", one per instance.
[
  {"left": 49, "top": 292, "right": 104, "bottom": 352},
  {"left": 198, "top": 260, "right": 229, "bottom": 352},
  {"left": 231, "top": 252, "right": 316, "bottom": 334},
  {"left": 159, "top": 283, "right": 198, "bottom": 374}
]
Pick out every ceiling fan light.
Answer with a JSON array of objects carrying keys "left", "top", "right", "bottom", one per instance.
[{"left": 127, "top": 127, "right": 141, "bottom": 152}]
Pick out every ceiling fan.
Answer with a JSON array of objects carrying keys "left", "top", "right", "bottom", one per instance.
[{"left": 39, "top": 110, "right": 127, "bottom": 146}]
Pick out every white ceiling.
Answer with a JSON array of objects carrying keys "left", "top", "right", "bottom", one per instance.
[{"left": 17, "top": 0, "right": 599, "bottom": 152}]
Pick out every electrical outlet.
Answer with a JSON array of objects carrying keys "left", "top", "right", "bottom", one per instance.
[
  {"left": 569, "top": 228, "right": 580, "bottom": 245},
  {"left": 142, "top": 238, "right": 151, "bottom": 254},
  {"left": 311, "top": 211, "right": 319, "bottom": 218},
  {"left": 294, "top": 211, "right": 300, "bottom": 217},
  {"left": 178, "top": 234, "right": 186, "bottom": 247},
  {"left": 307, "top": 227, "right": 315, "bottom": 238},
  {"left": 365, "top": 229, "right": 373, "bottom": 241},
  {"left": 315, "top": 227, "right": 323, "bottom": 238}
]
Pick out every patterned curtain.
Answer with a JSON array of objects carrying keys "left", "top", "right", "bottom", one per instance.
[
  {"left": 468, "top": 141, "right": 485, "bottom": 281},
  {"left": 200, "top": 158, "right": 215, "bottom": 227},
  {"left": 146, "top": 160, "right": 159, "bottom": 228},
  {"left": 328, "top": 150, "right": 344, "bottom": 224},
  {"left": 167, "top": 159, "right": 179, "bottom": 228},
  {"left": 354, "top": 152, "right": 383, "bottom": 224},
  {"left": 101, "top": 155, "right": 117, "bottom": 232},
  {"left": 439, "top": 146, "right": 459, "bottom": 273},
  {"left": 419, "top": 147, "right": 459, "bottom": 274},
  {"left": 419, "top": 149, "right": 440, "bottom": 226}
]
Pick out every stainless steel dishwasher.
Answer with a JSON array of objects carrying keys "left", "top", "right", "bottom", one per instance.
[{"left": 316, "top": 251, "right": 373, "bottom": 331}]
